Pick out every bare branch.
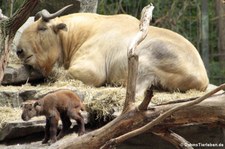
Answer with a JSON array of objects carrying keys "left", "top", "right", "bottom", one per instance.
[
  {"left": 122, "top": 54, "right": 138, "bottom": 112},
  {"left": 138, "top": 86, "right": 153, "bottom": 111},
  {"left": 153, "top": 129, "right": 194, "bottom": 149},
  {"left": 0, "top": 0, "right": 39, "bottom": 83},
  {"left": 105, "top": 84, "right": 225, "bottom": 147},
  {"left": 123, "top": 3, "right": 154, "bottom": 112},
  {"left": 7, "top": 0, "right": 39, "bottom": 37},
  {"left": 128, "top": 3, "right": 154, "bottom": 56}
]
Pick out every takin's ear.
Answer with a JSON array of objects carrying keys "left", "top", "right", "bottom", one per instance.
[
  {"left": 33, "top": 101, "right": 39, "bottom": 107},
  {"left": 53, "top": 23, "right": 67, "bottom": 33},
  {"left": 34, "top": 101, "right": 42, "bottom": 112},
  {"left": 20, "top": 103, "right": 25, "bottom": 108}
]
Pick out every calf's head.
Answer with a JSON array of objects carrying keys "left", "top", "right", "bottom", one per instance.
[
  {"left": 16, "top": 5, "right": 72, "bottom": 76},
  {"left": 21, "top": 100, "right": 43, "bottom": 121}
]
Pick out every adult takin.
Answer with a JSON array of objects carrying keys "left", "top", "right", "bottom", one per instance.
[
  {"left": 21, "top": 89, "right": 85, "bottom": 144},
  {"left": 16, "top": 5, "right": 209, "bottom": 97}
]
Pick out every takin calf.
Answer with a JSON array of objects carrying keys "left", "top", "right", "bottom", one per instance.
[{"left": 21, "top": 90, "right": 85, "bottom": 144}]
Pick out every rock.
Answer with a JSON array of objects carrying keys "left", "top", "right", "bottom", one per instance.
[
  {"left": 0, "top": 113, "right": 88, "bottom": 141},
  {"left": 0, "top": 119, "right": 45, "bottom": 141},
  {"left": 0, "top": 85, "right": 83, "bottom": 107},
  {"left": 2, "top": 64, "right": 44, "bottom": 85}
]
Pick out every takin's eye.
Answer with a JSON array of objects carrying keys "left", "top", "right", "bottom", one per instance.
[{"left": 38, "top": 26, "right": 47, "bottom": 31}]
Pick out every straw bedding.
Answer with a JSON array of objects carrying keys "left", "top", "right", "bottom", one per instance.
[{"left": 0, "top": 78, "right": 209, "bottom": 128}]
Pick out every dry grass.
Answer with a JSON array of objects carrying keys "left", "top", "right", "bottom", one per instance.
[
  {"left": 0, "top": 106, "right": 22, "bottom": 129},
  {"left": 0, "top": 77, "right": 216, "bottom": 127}
]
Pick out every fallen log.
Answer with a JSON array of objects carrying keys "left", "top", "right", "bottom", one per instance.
[{"left": 49, "top": 92, "right": 225, "bottom": 149}]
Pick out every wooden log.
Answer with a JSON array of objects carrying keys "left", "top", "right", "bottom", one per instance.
[
  {"left": 49, "top": 92, "right": 225, "bottom": 149},
  {"left": 153, "top": 129, "right": 194, "bottom": 149}
]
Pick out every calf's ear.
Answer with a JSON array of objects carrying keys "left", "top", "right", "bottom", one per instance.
[
  {"left": 20, "top": 104, "right": 24, "bottom": 108},
  {"left": 34, "top": 101, "right": 42, "bottom": 112},
  {"left": 34, "top": 101, "right": 40, "bottom": 107},
  {"left": 53, "top": 23, "right": 67, "bottom": 33}
]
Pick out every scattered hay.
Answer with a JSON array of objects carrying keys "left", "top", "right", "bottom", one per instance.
[
  {"left": 0, "top": 106, "right": 22, "bottom": 129},
  {"left": 151, "top": 89, "right": 206, "bottom": 105},
  {"left": 0, "top": 78, "right": 217, "bottom": 126}
]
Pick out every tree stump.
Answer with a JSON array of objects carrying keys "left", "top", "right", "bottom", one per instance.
[{"left": 0, "top": 0, "right": 39, "bottom": 83}]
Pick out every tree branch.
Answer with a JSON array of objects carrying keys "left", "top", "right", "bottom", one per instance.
[
  {"left": 153, "top": 129, "right": 194, "bottom": 149},
  {"left": 0, "top": 0, "right": 39, "bottom": 83},
  {"left": 122, "top": 3, "right": 154, "bottom": 112},
  {"left": 7, "top": 0, "right": 39, "bottom": 37},
  {"left": 138, "top": 86, "right": 153, "bottom": 111},
  {"left": 103, "top": 84, "right": 225, "bottom": 148}
]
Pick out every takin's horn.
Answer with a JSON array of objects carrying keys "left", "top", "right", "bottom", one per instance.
[{"left": 34, "top": 4, "right": 73, "bottom": 22}]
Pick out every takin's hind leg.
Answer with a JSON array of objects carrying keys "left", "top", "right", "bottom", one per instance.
[
  {"left": 68, "top": 109, "right": 85, "bottom": 136},
  {"left": 57, "top": 112, "right": 72, "bottom": 140},
  {"left": 135, "top": 75, "right": 156, "bottom": 98},
  {"left": 66, "top": 61, "right": 106, "bottom": 87}
]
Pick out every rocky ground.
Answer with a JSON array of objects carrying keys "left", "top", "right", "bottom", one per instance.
[{"left": 0, "top": 137, "right": 49, "bottom": 149}]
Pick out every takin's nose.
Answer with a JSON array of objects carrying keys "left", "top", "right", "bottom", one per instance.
[
  {"left": 16, "top": 48, "right": 24, "bottom": 57},
  {"left": 21, "top": 114, "right": 29, "bottom": 121}
]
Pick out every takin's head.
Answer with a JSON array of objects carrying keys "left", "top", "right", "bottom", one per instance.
[
  {"left": 21, "top": 100, "right": 43, "bottom": 121},
  {"left": 16, "top": 5, "right": 72, "bottom": 76}
]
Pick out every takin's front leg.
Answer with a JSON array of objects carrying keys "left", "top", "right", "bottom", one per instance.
[
  {"left": 66, "top": 60, "right": 106, "bottom": 87},
  {"left": 48, "top": 115, "right": 60, "bottom": 144},
  {"left": 42, "top": 117, "right": 50, "bottom": 144}
]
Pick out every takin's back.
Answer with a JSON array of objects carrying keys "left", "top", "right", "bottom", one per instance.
[{"left": 41, "top": 90, "right": 84, "bottom": 112}]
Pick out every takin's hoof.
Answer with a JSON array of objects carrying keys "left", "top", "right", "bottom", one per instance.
[
  {"left": 48, "top": 139, "right": 57, "bottom": 145},
  {"left": 78, "top": 131, "right": 85, "bottom": 136},
  {"left": 42, "top": 138, "right": 49, "bottom": 144},
  {"left": 57, "top": 134, "right": 65, "bottom": 140}
]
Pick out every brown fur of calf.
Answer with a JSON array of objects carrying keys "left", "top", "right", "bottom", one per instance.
[{"left": 21, "top": 90, "right": 85, "bottom": 144}]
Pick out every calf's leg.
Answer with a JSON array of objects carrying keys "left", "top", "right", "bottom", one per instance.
[
  {"left": 68, "top": 109, "right": 85, "bottom": 136},
  {"left": 42, "top": 117, "right": 50, "bottom": 144},
  {"left": 49, "top": 115, "right": 59, "bottom": 144},
  {"left": 57, "top": 112, "right": 72, "bottom": 140}
]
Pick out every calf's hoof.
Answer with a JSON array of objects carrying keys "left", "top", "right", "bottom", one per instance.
[
  {"left": 42, "top": 138, "right": 49, "bottom": 144},
  {"left": 78, "top": 131, "right": 85, "bottom": 136},
  {"left": 48, "top": 139, "right": 57, "bottom": 145}
]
